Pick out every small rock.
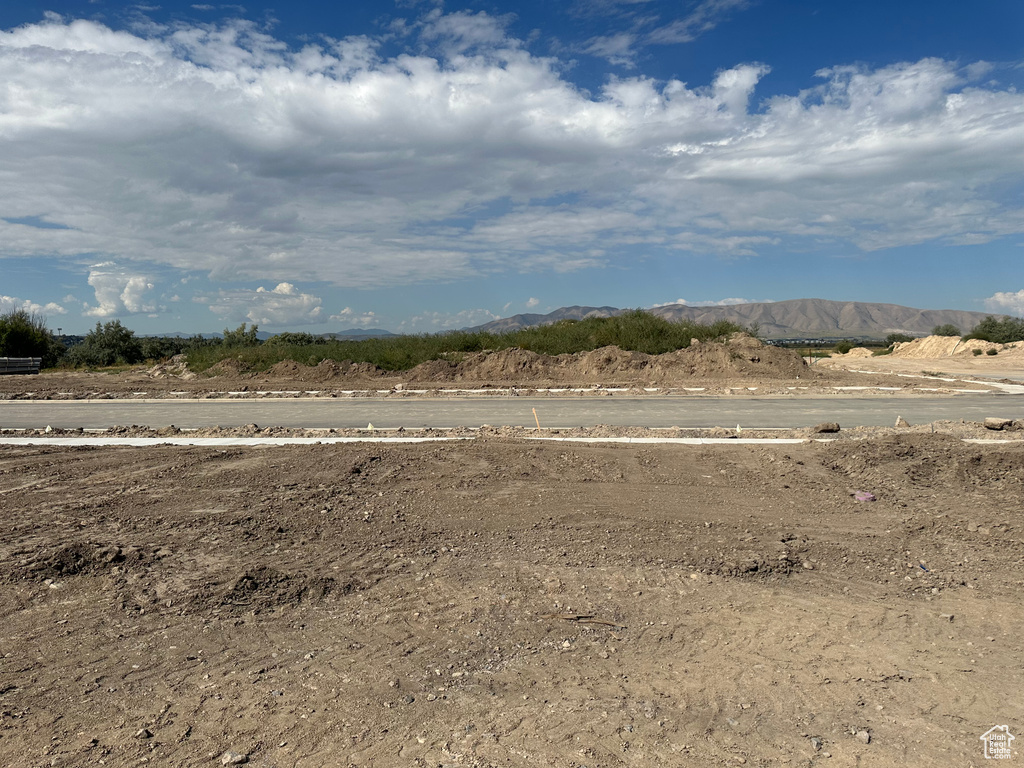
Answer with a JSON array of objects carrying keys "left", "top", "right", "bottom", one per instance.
[
  {"left": 810, "top": 737, "right": 823, "bottom": 752},
  {"left": 855, "top": 730, "right": 871, "bottom": 744},
  {"left": 810, "top": 422, "right": 840, "bottom": 434},
  {"left": 221, "top": 751, "right": 248, "bottom": 765},
  {"left": 134, "top": 728, "right": 152, "bottom": 740},
  {"left": 984, "top": 417, "right": 1013, "bottom": 430},
  {"left": 894, "top": 415, "right": 910, "bottom": 428},
  {"left": 853, "top": 490, "right": 876, "bottom": 502},
  {"left": 802, "top": 561, "right": 814, "bottom": 570},
  {"left": 967, "top": 522, "right": 979, "bottom": 532}
]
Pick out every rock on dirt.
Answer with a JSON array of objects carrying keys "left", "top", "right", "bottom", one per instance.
[
  {"left": 984, "top": 417, "right": 1015, "bottom": 431},
  {"left": 810, "top": 422, "right": 841, "bottom": 433}
]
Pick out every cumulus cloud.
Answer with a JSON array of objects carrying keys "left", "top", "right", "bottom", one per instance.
[
  {"left": 330, "top": 307, "right": 378, "bottom": 328},
  {"left": 201, "top": 282, "right": 325, "bottom": 326},
  {"left": 83, "top": 263, "right": 155, "bottom": 317},
  {"left": 0, "top": 13, "right": 1022, "bottom": 295},
  {"left": 525, "top": 297, "right": 540, "bottom": 308},
  {"left": 649, "top": 297, "right": 770, "bottom": 308},
  {"left": 402, "top": 308, "right": 501, "bottom": 331},
  {"left": 984, "top": 290, "right": 1024, "bottom": 317},
  {"left": 0, "top": 295, "right": 67, "bottom": 315}
]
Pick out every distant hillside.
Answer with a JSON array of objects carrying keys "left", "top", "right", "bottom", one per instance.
[
  {"left": 469, "top": 299, "right": 1002, "bottom": 339},
  {"left": 470, "top": 305, "right": 624, "bottom": 333}
]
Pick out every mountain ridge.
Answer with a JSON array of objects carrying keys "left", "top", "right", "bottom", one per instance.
[{"left": 466, "top": 299, "right": 1006, "bottom": 339}]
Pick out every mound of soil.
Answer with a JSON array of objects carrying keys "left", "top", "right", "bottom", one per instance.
[
  {"left": 205, "top": 357, "right": 251, "bottom": 376},
  {"left": 890, "top": 335, "right": 1011, "bottom": 358},
  {"left": 407, "top": 334, "right": 806, "bottom": 384}
]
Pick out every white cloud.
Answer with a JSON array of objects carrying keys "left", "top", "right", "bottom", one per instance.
[
  {"left": 647, "top": 0, "right": 752, "bottom": 44},
  {"left": 0, "top": 295, "right": 67, "bottom": 315},
  {"left": 525, "top": 297, "right": 540, "bottom": 308},
  {"left": 984, "top": 290, "right": 1024, "bottom": 317},
  {"left": 401, "top": 308, "right": 500, "bottom": 331},
  {"left": 649, "top": 297, "right": 770, "bottom": 308},
  {"left": 0, "top": 14, "right": 1022, "bottom": 295},
  {"left": 83, "top": 263, "right": 155, "bottom": 317},
  {"left": 330, "top": 306, "right": 378, "bottom": 328},
  {"left": 200, "top": 282, "right": 325, "bottom": 326}
]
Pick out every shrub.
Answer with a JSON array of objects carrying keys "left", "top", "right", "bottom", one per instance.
[
  {"left": 986, "top": 348, "right": 998, "bottom": 356},
  {"left": 973, "top": 348, "right": 983, "bottom": 356},
  {"left": 66, "top": 320, "right": 143, "bottom": 367},
  {"left": 186, "top": 311, "right": 748, "bottom": 373},
  {"left": 222, "top": 323, "right": 261, "bottom": 347},
  {"left": 884, "top": 333, "right": 915, "bottom": 346},
  {"left": 0, "top": 309, "right": 64, "bottom": 367},
  {"left": 833, "top": 341, "right": 854, "bottom": 354},
  {"left": 265, "top": 332, "right": 325, "bottom": 346},
  {"left": 931, "top": 324, "right": 961, "bottom": 337},
  {"left": 965, "top": 316, "right": 1024, "bottom": 344}
]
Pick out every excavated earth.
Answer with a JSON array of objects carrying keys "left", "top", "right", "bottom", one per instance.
[
  {"left": 2, "top": 434, "right": 1023, "bottom": 767},
  {"left": 2, "top": 334, "right": 1022, "bottom": 767},
  {"left": 0, "top": 337, "right": 1015, "bottom": 399}
]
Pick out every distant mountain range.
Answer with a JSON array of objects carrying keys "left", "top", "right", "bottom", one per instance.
[{"left": 467, "top": 299, "right": 1005, "bottom": 339}]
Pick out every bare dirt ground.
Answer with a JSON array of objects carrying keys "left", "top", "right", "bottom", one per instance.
[
  {"left": 823, "top": 337, "right": 1024, "bottom": 383},
  {"left": 2, "top": 435, "right": 1023, "bottom": 767},
  {"left": 0, "top": 337, "right": 1017, "bottom": 400}
]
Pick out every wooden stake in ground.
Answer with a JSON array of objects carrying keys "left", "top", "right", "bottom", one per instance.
[{"left": 533, "top": 407, "right": 541, "bottom": 430}]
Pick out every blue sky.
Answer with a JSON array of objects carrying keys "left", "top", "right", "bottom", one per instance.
[{"left": 2, "top": 0, "right": 1023, "bottom": 334}]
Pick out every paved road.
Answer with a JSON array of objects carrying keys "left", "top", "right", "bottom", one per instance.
[{"left": 2, "top": 395, "right": 1021, "bottom": 430}]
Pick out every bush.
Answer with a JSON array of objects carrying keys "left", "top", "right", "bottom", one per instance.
[
  {"left": 66, "top": 320, "right": 143, "bottom": 367},
  {"left": 884, "top": 333, "right": 915, "bottom": 347},
  {"left": 222, "top": 323, "right": 261, "bottom": 347},
  {"left": 973, "top": 348, "right": 983, "bottom": 356},
  {"left": 931, "top": 324, "right": 961, "bottom": 337},
  {"left": 965, "top": 316, "right": 1024, "bottom": 344},
  {"left": 186, "top": 311, "right": 749, "bottom": 373},
  {"left": 986, "top": 348, "right": 998, "bottom": 356},
  {"left": 833, "top": 341, "right": 854, "bottom": 354},
  {"left": 0, "top": 309, "right": 64, "bottom": 367},
  {"left": 265, "top": 332, "right": 325, "bottom": 346}
]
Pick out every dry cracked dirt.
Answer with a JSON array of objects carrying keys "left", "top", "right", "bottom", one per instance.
[{"left": 1, "top": 434, "right": 1022, "bottom": 767}]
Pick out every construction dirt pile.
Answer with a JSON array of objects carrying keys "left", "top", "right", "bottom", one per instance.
[
  {"left": 890, "top": 335, "right": 1011, "bottom": 358},
  {"left": 1, "top": 435, "right": 1021, "bottom": 766},
  {"left": 406, "top": 333, "right": 808, "bottom": 384}
]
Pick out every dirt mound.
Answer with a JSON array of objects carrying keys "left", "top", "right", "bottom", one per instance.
[
  {"left": 822, "top": 433, "right": 1024, "bottom": 491},
  {"left": 834, "top": 347, "right": 873, "bottom": 358},
  {"left": 889, "top": 335, "right": 1011, "bottom": 358},
  {"left": 217, "top": 567, "right": 339, "bottom": 614},
  {"left": 206, "top": 357, "right": 251, "bottom": 376},
  {"left": 409, "top": 335, "right": 806, "bottom": 383},
  {"left": 147, "top": 354, "right": 196, "bottom": 380}
]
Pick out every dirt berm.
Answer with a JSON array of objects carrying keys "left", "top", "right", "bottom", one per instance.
[{"left": 406, "top": 333, "right": 806, "bottom": 384}]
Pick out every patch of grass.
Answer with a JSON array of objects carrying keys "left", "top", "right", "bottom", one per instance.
[
  {"left": 186, "top": 311, "right": 749, "bottom": 373},
  {"left": 872, "top": 348, "right": 893, "bottom": 356}
]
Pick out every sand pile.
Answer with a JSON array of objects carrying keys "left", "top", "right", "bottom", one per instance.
[
  {"left": 147, "top": 354, "right": 196, "bottom": 380},
  {"left": 833, "top": 347, "right": 873, "bottom": 358},
  {"left": 891, "top": 335, "right": 1009, "bottom": 358}
]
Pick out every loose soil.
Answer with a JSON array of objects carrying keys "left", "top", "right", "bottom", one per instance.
[
  {"left": 2, "top": 435, "right": 1022, "bottom": 766},
  {"left": 0, "top": 336, "right": 1014, "bottom": 400}
]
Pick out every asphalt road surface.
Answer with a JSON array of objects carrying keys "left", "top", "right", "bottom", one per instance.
[{"left": 2, "top": 395, "right": 1022, "bottom": 430}]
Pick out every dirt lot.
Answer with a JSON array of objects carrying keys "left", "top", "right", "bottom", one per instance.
[
  {"left": 2, "top": 435, "right": 1022, "bottom": 767},
  {"left": 1, "top": 337, "right": 1017, "bottom": 400}
]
